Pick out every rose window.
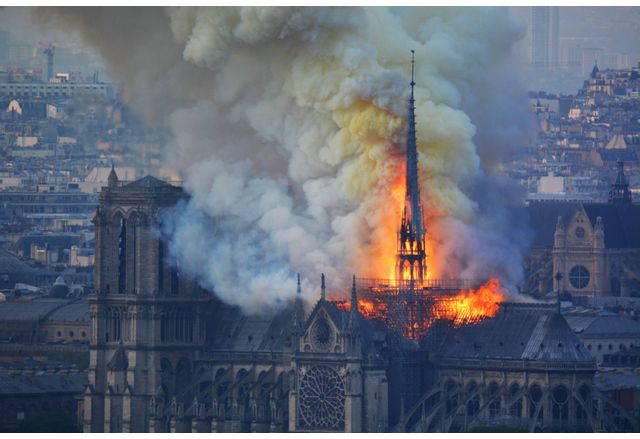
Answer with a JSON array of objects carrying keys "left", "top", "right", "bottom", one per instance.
[{"left": 298, "top": 365, "right": 345, "bottom": 431}]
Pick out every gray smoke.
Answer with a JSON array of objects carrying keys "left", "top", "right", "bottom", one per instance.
[{"left": 33, "top": 7, "right": 533, "bottom": 313}]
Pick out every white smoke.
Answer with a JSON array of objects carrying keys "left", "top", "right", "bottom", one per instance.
[{"left": 35, "top": 7, "right": 532, "bottom": 313}]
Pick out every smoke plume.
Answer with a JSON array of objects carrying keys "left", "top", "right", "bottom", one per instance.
[{"left": 35, "top": 7, "right": 532, "bottom": 313}]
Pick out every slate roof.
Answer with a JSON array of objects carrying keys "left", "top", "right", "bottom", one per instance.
[
  {"left": 206, "top": 298, "right": 386, "bottom": 355},
  {"left": 0, "top": 298, "right": 68, "bottom": 322},
  {"left": 125, "top": 175, "right": 172, "bottom": 188},
  {"left": 207, "top": 302, "right": 293, "bottom": 352},
  {"left": 0, "top": 372, "right": 86, "bottom": 395},
  {"left": 439, "top": 303, "right": 593, "bottom": 363},
  {"left": 565, "top": 312, "right": 640, "bottom": 336},
  {"left": 44, "top": 299, "right": 89, "bottom": 324},
  {"left": 526, "top": 200, "right": 640, "bottom": 248}
]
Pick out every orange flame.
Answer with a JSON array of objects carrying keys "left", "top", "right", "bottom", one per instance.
[
  {"left": 331, "top": 278, "right": 505, "bottom": 340},
  {"left": 433, "top": 278, "right": 504, "bottom": 326}
]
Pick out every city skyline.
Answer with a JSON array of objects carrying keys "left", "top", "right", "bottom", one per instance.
[{"left": 0, "top": 6, "right": 638, "bottom": 434}]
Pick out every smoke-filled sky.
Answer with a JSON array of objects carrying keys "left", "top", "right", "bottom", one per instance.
[{"left": 5, "top": 6, "right": 630, "bottom": 313}]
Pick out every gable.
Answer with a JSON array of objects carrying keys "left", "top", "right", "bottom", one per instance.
[{"left": 302, "top": 302, "right": 345, "bottom": 354}]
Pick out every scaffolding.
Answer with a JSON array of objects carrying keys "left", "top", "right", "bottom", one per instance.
[{"left": 334, "top": 278, "right": 486, "bottom": 340}]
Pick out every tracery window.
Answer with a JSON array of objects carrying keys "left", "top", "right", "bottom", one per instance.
[
  {"left": 529, "top": 384, "right": 543, "bottom": 420},
  {"left": 569, "top": 265, "right": 590, "bottom": 289},
  {"left": 552, "top": 386, "right": 569, "bottom": 423},
  {"left": 298, "top": 365, "right": 345, "bottom": 431},
  {"left": 311, "top": 318, "right": 333, "bottom": 352}
]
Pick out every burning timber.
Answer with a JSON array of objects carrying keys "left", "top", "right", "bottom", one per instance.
[{"left": 333, "top": 277, "right": 504, "bottom": 340}]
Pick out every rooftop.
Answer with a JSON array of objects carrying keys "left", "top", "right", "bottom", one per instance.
[{"left": 439, "top": 302, "right": 594, "bottom": 363}]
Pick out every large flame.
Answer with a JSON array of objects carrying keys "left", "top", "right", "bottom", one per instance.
[
  {"left": 334, "top": 277, "right": 505, "bottom": 340},
  {"left": 432, "top": 278, "right": 504, "bottom": 325}
]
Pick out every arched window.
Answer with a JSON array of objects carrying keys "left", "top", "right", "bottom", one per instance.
[
  {"left": 466, "top": 381, "right": 480, "bottom": 418},
  {"left": 118, "top": 216, "right": 126, "bottom": 293},
  {"left": 509, "top": 383, "right": 522, "bottom": 418},
  {"left": 114, "top": 309, "right": 121, "bottom": 341},
  {"left": 552, "top": 386, "right": 569, "bottom": 424},
  {"left": 487, "top": 382, "right": 501, "bottom": 418},
  {"left": 529, "top": 384, "right": 543, "bottom": 420},
  {"left": 127, "top": 213, "right": 138, "bottom": 294}
]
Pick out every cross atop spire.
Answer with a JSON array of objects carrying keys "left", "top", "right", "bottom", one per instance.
[{"left": 410, "top": 49, "right": 415, "bottom": 87}]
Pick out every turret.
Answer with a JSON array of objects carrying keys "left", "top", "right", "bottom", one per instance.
[
  {"left": 108, "top": 164, "right": 118, "bottom": 188},
  {"left": 294, "top": 273, "right": 304, "bottom": 335},
  {"left": 608, "top": 160, "right": 632, "bottom": 205},
  {"left": 590, "top": 61, "right": 599, "bottom": 79},
  {"left": 554, "top": 215, "right": 565, "bottom": 248},
  {"left": 349, "top": 274, "right": 358, "bottom": 329}
]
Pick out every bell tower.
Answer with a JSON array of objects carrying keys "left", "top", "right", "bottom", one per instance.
[{"left": 85, "top": 174, "right": 213, "bottom": 432}]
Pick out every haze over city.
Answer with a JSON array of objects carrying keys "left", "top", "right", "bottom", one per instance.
[{"left": 0, "top": 6, "right": 638, "bottom": 434}]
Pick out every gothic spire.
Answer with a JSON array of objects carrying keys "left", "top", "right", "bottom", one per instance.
[
  {"left": 349, "top": 274, "right": 359, "bottom": 327},
  {"left": 320, "top": 273, "right": 326, "bottom": 301},
  {"left": 406, "top": 49, "right": 423, "bottom": 237},
  {"left": 294, "top": 273, "right": 304, "bottom": 335},
  {"left": 397, "top": 50, "right": 427, "bottom": 284},
  {"left": 608, "top": 160, "right": 632, "bottom": 205},
  {"left": 108, "top": 163, "right": 118, "bottom": 188}
]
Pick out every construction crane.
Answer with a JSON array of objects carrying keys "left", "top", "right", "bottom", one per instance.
[{"left": 38, "top": 41, "right": 55, "bottom": 81}]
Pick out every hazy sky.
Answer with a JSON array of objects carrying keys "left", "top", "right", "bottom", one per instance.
[
  {"left": 1, "top": 6, "right": 638, "bottom": 93},
  {"left": 509, "top": 6, "right": 640, "bottom": 63}
]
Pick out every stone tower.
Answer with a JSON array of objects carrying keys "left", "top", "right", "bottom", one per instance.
[{"left": 84, "top": 173, "right": 213, "bottom": 432}]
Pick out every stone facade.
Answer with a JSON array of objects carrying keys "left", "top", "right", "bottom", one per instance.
[
  {"left": 525, "top": 200, "right": 640, "bottom": 297},
  {"left": 84, "top": 172, "right": 388, "bottom": 433}
]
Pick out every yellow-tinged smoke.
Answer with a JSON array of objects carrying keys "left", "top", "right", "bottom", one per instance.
[{"left": 36, "top": 6, "right": 531, "bottom": 312}]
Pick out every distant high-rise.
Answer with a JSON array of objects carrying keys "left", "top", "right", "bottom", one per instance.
[
  {"left": 0, "top": 31, "right": 9, "bottom": 67},
  {"left": 531, "top": 6, "right": 559, "bottom": 69}
]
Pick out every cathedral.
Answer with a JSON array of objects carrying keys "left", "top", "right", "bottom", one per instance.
[{"left": 81, "top": 59, "right": 630, "bottom": 433}]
